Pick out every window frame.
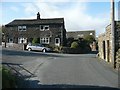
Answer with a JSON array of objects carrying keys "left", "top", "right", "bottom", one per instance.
[
  {"left": 40, "top": 25, "right": 49, "bottom": 31},
  {"left": 18, "top": 26, "right": 27, "bottom": 31},
  {"left": 18, "top": 37, "right": 27, "bottom": 43},
  {"left": 40, "top": 37, "right": 49, "bottom": 44}
]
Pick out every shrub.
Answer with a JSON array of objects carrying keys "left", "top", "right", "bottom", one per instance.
[
  {"left": 61, "top": 47, "right": 82, "bottom": 54},
  {"left": 84, "top": 35, "right": 95, "bottom": 44},
  {"left": 32, "top": 38, "right": 39, "bottom": 44},
  {"left": 1, "top": 66, "right": 16, "bottom": 88},
  {"left": 70, "top": 41, "right": 79, "bottom": 49}
]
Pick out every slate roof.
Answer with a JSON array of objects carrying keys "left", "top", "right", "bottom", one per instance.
[{"left": 5, "top": 18, "right": 64, "bottom": 26}]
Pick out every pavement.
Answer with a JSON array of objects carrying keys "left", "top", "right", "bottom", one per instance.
[{"left": 2, "top": 48, "right": 119, "bottom": 88}]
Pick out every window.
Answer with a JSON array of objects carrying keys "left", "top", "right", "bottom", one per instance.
[
  {"left": 55, "top": 38, "right": 60, "bottom": 46},
  {"left": 40, "top": 25, "right": 49, "bottom": 31},
  {"left": 78, "top": 34, "right": 84, "bottom": 37},
  {"left": 22, "top": 26, "right": 26, "bottom": 31},
  {"left": 56, "top": 39, "right": 59, "bottom": 43},
  {"left": 40, "top": 37, "right": 49, "bottom": 44},
  {"left": 90, "top": 33, "right": 93, "bottom": 35},
  {"left": 44, "top": 26, "right": 49, "bottom": 30},
  {"left": 18, "top": 26, "right": 26, "bottom": 31},
  {"left": 18, "top": 26, "right": 22, "bottom": 31},
  {"left": 18, "top": 37, "right": 27, "bottom": 43}
]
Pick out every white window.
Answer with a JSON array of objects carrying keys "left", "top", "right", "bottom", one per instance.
[
  {"left": 18, "top": 26, "right": 22, "bottom": 31},
  {"left": 40, "top": 25, "right": 49, "bottom": 31},
  {"left": 18, "top": 37, "right": 27, "bottom": 43},
  {"left": 18, "top": 26, "right": 26, "bottom": 31},
  {"left": 77, "top": 34, "right": 84, "bottom": 37},
  {"left": 40, "top": 37, "right": 49, "bottom": 44},
  {"left": 90, "top": 33, "right": 93, "bottom": 35},
  {"left": 55, "top": 38, "right": 60, "bottom": 46},
  {"left": 22, "top": 26, "right": 26, "bottom": 31}
]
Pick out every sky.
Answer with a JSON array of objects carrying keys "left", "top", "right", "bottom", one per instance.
[{"left": 0, "top": 0, "right": 120, "bottom": 36}]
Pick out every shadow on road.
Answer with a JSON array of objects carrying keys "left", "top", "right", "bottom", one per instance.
[
  {"left": 2, "top": 49, "right": 63, "bottom": 57},
  {"left": 2, "top": 62, "right": 119, "bottom": 89}
]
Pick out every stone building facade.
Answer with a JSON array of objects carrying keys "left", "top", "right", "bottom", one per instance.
[
  {"left": 67, "top": 30, "right": 97, "bottom": 51},
  {"left": 98, "top": 21, "right": 120, "bottom": 68},
  {"left": 66, "top": 30, "right": 95, "bottom": 39},
  {"left": 4, "top": 12, "right": 66, "bottom": 47}
]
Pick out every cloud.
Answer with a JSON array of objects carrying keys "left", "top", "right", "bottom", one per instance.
[
  {"left": 27, "top": 2, "right": 109, "bottom": 36},
  {"left": 12, "top": 1, "right": 111, "bottom": 36},
  {"left": 21, "top": 3, "right": 38, "bottom": 15}
]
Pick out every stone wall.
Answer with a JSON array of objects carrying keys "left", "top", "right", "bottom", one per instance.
[
  {"left": 98, "top": 33, "right": 105, "bottom": 60},
  {"left": 116, "top": 48, "right": 120, "bottom": 69},
  {"left": 98, "top": 21, "right": 120, "bottom": 68}
]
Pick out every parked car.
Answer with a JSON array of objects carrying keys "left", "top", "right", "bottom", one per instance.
[{"left": 26, "top": 43, "right": 52, "bottom": 52}]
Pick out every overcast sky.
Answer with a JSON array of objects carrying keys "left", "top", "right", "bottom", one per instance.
[{"left": 1, "top": 0, "right": 119, "bottom": 36}]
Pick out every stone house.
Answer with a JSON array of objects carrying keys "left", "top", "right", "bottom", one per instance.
[
  {"left": 98, "top": 21, "right": 120, "bottom": 68},
  {"left": 66, "top": 30, "right": 96, "bottom": 51},
  {"left": 4, "top": 12, "right": 66, "bottom": 47},
  {"left": 66, "top": 30, "right": 95, "bottom": 39}
]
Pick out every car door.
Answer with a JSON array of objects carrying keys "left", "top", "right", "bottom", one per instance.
[
  {"left": 31, "top": 45, "right": 37, "bottom": 50},
  {"left": 36, "top": 44, "right": 44, "bottom": 51}
]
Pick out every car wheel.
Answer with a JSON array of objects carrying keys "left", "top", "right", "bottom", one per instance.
[
  {"left": 28, "top": 48, "right": 32, "bottom": 51},
  {"left": 42, "top": 49, "right": 46, "bottom": 53}
]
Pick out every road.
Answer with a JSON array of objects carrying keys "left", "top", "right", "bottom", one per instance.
[{"left": 2, "top": 48, "right": 118, "bottom": 88}]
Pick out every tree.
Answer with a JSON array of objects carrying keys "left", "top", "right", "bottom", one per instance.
[
  {"left": 32, "top": 38, "right": 39, "bottom": 44},
  {"left": 84, "top": 35, "right": 95, "bottom": 44}
]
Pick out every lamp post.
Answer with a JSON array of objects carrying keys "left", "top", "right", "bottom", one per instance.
[{"left": 111, "top": 0, "right": 115, "bottom": 68}]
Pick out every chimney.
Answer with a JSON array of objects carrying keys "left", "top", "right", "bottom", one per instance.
[{"left": 37, "top": 12, "right": 40, "bottom": 19}]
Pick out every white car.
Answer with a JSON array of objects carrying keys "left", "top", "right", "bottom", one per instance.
[{"left": 26, "top": 43, "right": 52, "bottom": 52}]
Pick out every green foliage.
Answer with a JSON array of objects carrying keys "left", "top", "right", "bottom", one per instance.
[
  {"left": 71, "top": 41, "right": 79, "bottom": 49},
  {"left": 32, "top": 38, "right": 39, "bottom": 44},
  {"left": 84, "top": 35, "right": 95, "bottom": 43},
  {"left": 1, "top": 66, "right": 16, "bottom": 88}
]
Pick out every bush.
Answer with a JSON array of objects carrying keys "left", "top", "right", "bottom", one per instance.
[
  {"left": 70, "top": 41, "right": 79, "bottom": 49},
  {"left": 32, "top": 38, "right": 39, "bottom": 44},
  {"left": 1, "top": 66, "right": 16, "bottom": 88},
  {"left": 61, "top": 47, "right": 82, "bottom": 54}
]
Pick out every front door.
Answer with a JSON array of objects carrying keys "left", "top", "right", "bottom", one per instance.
[{"left": 55, "top": 38, "right": 60, "bottom": 46}]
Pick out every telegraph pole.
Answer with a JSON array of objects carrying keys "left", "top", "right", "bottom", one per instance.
[{"left": 111, "top": 0, "right": 115, "bottom": 68}]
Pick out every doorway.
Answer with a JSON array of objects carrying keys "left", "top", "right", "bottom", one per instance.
[
  {"left": 103, "top": 41, "right": 106, "bottom": 60},
  {"left": 55, "top": 38, "right": 60, "bottom": 46},
  {"left": 107, "top": 40, "right": 110, "bottom": 62}
]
